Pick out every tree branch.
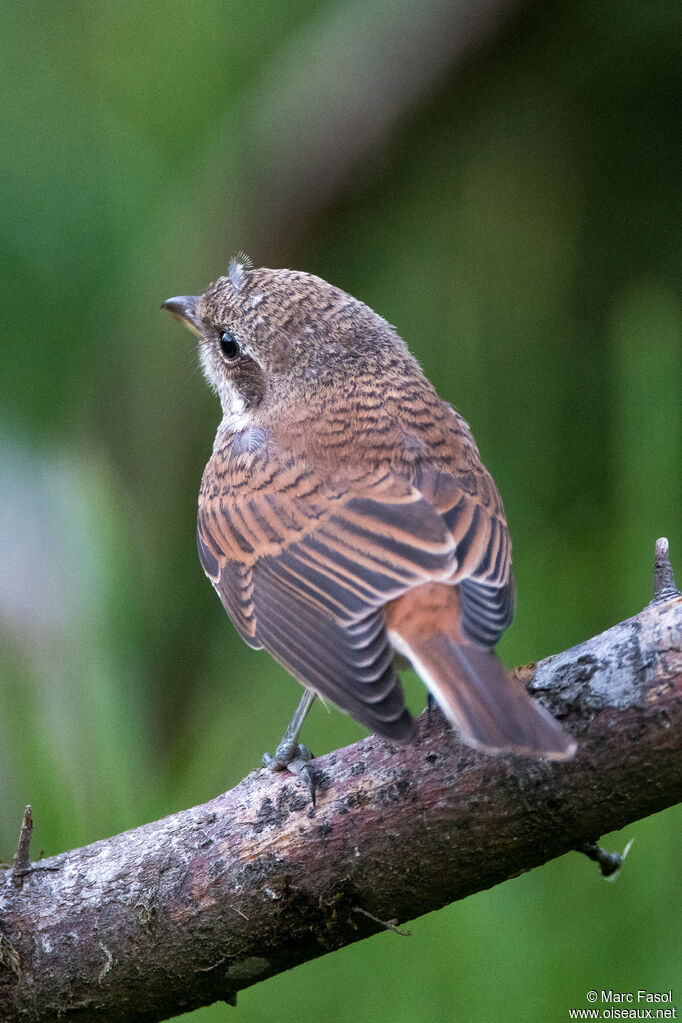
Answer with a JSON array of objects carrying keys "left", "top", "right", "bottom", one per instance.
[{"left": 1, "top": 543, "right": 681, "bottom": 1022}]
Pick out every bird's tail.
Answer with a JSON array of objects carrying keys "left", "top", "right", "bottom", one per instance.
[
  {"left": 408, "top": 633, "right": 576, "bottom": 758},
  {"left": 386, "top": 582, "right": 576, "bottom": 759}
]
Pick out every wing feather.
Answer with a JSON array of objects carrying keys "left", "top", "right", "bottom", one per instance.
[{"left": 197, "top": 432, "right": 515, "bottom": 733}]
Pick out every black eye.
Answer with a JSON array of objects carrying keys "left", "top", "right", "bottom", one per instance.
[{"left": 219, "top": 331, "right": 241, "bottom": 361}]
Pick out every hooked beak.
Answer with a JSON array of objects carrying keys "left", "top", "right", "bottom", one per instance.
[{"left": 161, "top": 295, "right": 203, "bottom": 337}]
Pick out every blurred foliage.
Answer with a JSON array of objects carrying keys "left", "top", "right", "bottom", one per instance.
[{"left": 1, "top": 0, "right": 681, "bottom": 1020}]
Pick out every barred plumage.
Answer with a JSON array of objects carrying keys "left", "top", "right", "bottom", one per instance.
[{"left": 164, "top": 263, "right": 575, "bottom": 763}]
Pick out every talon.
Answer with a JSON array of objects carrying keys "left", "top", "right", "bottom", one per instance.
[
  {"left": 262, "top": 741, "right": 312, "bottom": 772},
  {"left": 285, "top": 751, "right": 317, "bottom": 807},
  {"left": 262, "top": 690, "right": 318, "bottom": 804},
  {"left": 262, "top": 742, "right": 316, "bottom": 805}
]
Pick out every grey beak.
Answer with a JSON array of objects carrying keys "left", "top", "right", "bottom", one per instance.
[{"left": 161, "top": 295, "right": 203, "bottom": 337}]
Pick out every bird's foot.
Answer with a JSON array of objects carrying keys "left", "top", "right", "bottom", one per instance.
[{"left": 262, "top": 741, "right": 316, "bottom": 806}]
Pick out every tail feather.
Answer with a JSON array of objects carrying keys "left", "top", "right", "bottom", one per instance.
[{"left": 405, "top": 633, "right": 576, "bottom": 760}]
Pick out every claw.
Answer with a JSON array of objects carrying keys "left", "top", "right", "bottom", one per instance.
[
  {"left": 261, "top": 690, "right": 318, "bottom": 804},
  {"left": 284, "top": 748, "right": 317, "bottom": 807},
  {"left": 262, "top": 742, "right": 316, "bottom": 806}
]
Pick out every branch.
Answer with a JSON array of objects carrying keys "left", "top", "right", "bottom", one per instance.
[{"left": 1, "top": 543, "right": 681, "bottom": 1022}]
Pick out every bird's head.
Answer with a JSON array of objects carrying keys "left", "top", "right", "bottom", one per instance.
[{"left": 162, "top": 257, "right": 409, "bottom": 425}]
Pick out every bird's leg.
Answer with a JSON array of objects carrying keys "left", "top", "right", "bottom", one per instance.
[
  {"left": 262, "top": 689, "right": 317, "bottom": 803},
  {"left": 425, "top": 691, "right": 435, "bottom": 726}
]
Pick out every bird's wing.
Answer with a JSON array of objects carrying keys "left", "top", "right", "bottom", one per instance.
[
  {"left": 421, "top": 466, "right": 516, "bottom": 647},
  {"left": 197, "top": 434, "right": 512, "bottom": 739}
]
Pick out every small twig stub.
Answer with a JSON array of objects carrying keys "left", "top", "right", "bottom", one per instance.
[
  {"left": 12, "top": 806, "right": 33, "bottom": 883},
  {"left": 352, "top": 906, "right": 412, "bottom": 937},
  {"left": 578, "top": 840, "right": 626, "bottom": 878},
  {"left": 653, "top": 538, "right": 679, "bottom": 603}
]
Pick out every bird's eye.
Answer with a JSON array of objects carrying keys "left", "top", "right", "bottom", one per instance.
[{"left": 219, "top": 331, "right": 241, "bottom": 361}]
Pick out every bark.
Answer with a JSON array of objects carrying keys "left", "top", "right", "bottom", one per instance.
[{"left": 1, "top": 559, "right": 681, "bottom": 1021}]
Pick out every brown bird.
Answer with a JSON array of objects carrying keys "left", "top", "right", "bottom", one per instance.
[{"left": 163, "top": 259, "right": 575, "bottom": 793}]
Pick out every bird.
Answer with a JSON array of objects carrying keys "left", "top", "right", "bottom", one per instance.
[{"left": 162, "top": 258, "right": 576, "bottom": 795}]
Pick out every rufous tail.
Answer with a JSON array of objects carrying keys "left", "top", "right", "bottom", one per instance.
[{"left": 386, "top": 586, "right": 576, "bottom": 760}]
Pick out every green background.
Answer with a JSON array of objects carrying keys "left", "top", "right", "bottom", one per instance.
[{"left": 1, "top": 1, "right": 681, "bottom": 1020}]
